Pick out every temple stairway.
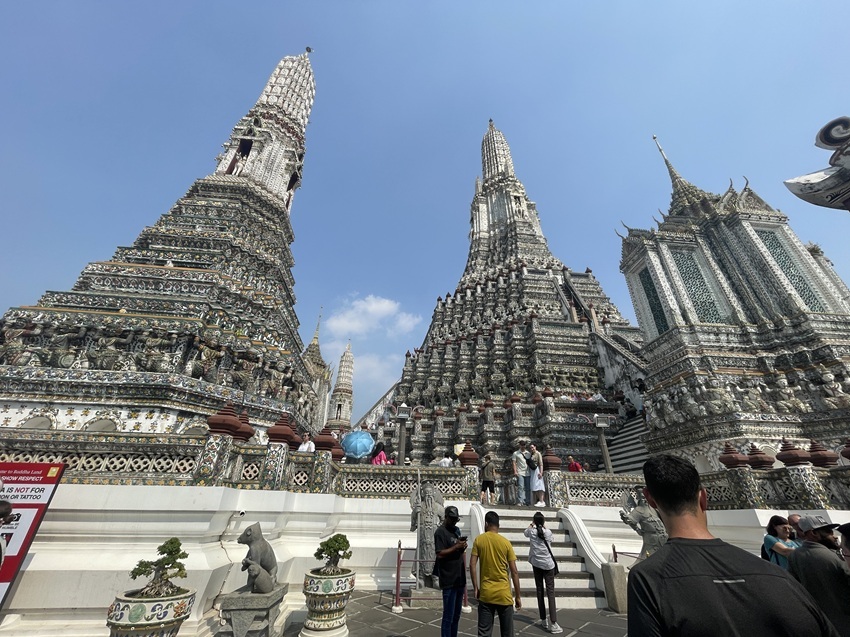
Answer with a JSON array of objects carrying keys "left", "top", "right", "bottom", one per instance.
[
  {"left": 607, "top": 415, "right": 649, "bottom": 474},
  {"left": 478, "top": 506, "right": 607, "bottom": 609}
]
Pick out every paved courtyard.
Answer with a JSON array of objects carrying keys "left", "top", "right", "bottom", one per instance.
[{"left": 284, "top": 590, "right": 627, "bottom": 637}]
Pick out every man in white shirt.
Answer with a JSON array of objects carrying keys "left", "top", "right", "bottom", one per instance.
[
  {"left": 297, "top": 432, "right": 315, "bottom": 452},
  {"left": 438, "top": 452, "right": 454, "bottom": 468}
]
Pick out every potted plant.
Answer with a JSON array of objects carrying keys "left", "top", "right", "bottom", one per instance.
[
  {"left": 301, "top": 534, "right": 355, "bottom": 637},
  {"left": 106, "top": 537, "right": 196, "bottom": 637}
]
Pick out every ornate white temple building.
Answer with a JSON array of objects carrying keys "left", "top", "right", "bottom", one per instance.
[
  {"left": 621, "top": 141, "right": 850, "bottom": 470},
  {"left": 0, "top": 51, "right": 334, "bottom": 439}
]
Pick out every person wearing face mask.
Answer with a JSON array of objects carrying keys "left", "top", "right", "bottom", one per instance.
[{"left": 788, "top": 515, "right": 850, "bottom": 636}]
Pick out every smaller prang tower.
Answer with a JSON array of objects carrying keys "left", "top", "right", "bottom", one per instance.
[
  {"left": 620, "top": 139, "right": 850, "bottom": 470},
  {"left": 0, "top": 50, "right": 331, "bottom": 437},
  {"left": 327, "top": 343, "right": 354, "bottom": 432},
  {"left": 379, "top": 121, "right": 644, "bottom": 467}
]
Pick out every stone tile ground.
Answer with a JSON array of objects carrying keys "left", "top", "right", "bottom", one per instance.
[{"left": 284, "top": 591, "right": 627, "bottom": 637}]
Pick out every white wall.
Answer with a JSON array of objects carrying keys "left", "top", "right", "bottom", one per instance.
[{"left": 1, "top": 482, "right": 846, "bottom": 637}]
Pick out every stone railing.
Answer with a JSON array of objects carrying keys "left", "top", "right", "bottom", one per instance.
[
  {"left": 545, "top": 472, "right": 640, "bottom": 508},
  {"left": 330, "top": 464, "right": 475, "bottom": 500},
  {"left": 701, "top": 464, "right": 850, "bottom": 510},
  {"left": 0, "top": 430, "right": 204, "bottom": 486},
  {"left": 1, "top": 429, "right": 848, "bottom": 510}
]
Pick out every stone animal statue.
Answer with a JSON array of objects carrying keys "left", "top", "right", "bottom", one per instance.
[
  {"left": 238, "top": 522, "right": 278, "bottom": 588},
  {"left": 244, "top": 559, "right": 275, "bottom": 594}
]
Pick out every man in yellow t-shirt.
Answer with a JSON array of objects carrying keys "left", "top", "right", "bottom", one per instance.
[{"left": 470, "top": 511, "right": 521, "bottom": 637}]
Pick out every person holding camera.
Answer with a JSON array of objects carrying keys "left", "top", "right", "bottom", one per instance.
[
  {"left": 434, "top": 505, "right": 467, "bottom": 637},
  {"left": 524, "top": 512, "right": 561, "bottom": 633}
]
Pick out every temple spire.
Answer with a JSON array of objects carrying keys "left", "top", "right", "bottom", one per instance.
[
  {"left": 327, "top": 341, "right": 354, "bottom": 430},
  {"left": 311, "top": 309, "right": 322, "bottom": 344},
  {"left": 214, "top": 51, "right": 315, "bottom": 204},
  {"left": 653, "top": 135, "right": 717, "bottom": 217},
  {"left": 481, "top": 119, "right": 516, "bottom": 181}
]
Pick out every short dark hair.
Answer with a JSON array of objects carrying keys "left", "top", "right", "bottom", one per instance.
[
  {"left": 643, "top": 454, "right": 701, "bottom": 515},
  {"left": 0, "top": 501, "right": 11, "bottom": 518},
  {"left": 484, "top": 511, "right": 500, "bottom": 529},
  {"left": 766, "top": 515, "right": 789, "bottom": 537}
]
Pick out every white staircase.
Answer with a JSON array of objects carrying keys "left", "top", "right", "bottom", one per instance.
[
  {"left": 480, "top": 506, "right": 608, "bottom": 609},
  {"left": 607, "top": 415, "right": 649, "bottom": 474}
]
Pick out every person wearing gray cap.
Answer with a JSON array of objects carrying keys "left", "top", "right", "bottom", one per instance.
[
  {"left": 434, "top": 505, "right": 467, "bottom": 637},
  {"left": 788, "top": 515, "right": 850, "bottom": 636}
]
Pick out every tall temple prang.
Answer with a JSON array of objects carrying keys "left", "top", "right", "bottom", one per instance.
[
  {"left": 621, "top": 139, "right": 850, "bottom": 471},
  {"left": 370, "top": 121, "right": 646, "bottom": 469},
  {"left": 0, "top": 50, "right": 332, "bottom": 437},
  {"left": 327, "top": 342, "right": 354, "bottom": 432}
]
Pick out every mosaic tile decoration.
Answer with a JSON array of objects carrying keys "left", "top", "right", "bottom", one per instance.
[
  {"left": 671, "top": 250, "right": 722, "bottom": 323},
  {"left": 756, "top": 230, "right": 825, "bottom": 311},
  {"left": 639, "top": 268, "right": 670, "bottom": 334}
]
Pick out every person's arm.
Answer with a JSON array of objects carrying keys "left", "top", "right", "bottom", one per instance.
[
  {"left": 772, "top": 541, "right": 795, "bottom": 557},
  {"left": 509, "top": 559, "right": 521, "bottom": 610},
  {"left": 469, "top": 554, "right": 479, "bottom": 599},
  {"left": 764, "top": 534, "right": 795, "bottom": 557},
  {"left": 435, "top": 530, "right": 467, "bottom": 559},
  {"left": 512, "top": 455, "right": 518, "bottom": 476}
]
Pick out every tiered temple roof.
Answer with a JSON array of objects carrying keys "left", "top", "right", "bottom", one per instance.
[
  {"left": 0, "top": 51, "right": 330, "bottom": 437},
  {"left": 381, "top": 121, "right": 643, "bottom": 465}
]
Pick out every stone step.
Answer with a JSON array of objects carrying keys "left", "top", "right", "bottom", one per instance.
[
  {"left": 517, "top": 575, "right": 596, "bottom": 592},
  {"left": 515, "top": 558, "right": 586, "bottom": 573}
]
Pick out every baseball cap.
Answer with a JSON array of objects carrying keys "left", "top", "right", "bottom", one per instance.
[
  {"left": 836, "top": 522, "right": 850, "bottom": 538},
  {"left": 797, "top": 514, "right": 839, "bottom": 533},
  {"left": 445, "top": 505, "right": 460, "bottom": 520}
]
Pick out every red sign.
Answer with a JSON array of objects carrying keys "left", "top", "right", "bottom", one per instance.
[{"left": 0, "top": 462, "right": 65, "bottom": 610}]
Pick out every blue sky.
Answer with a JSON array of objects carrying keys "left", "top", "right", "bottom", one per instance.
[{"left": 2, "top": 2, "right": 850, "bottom": 421}]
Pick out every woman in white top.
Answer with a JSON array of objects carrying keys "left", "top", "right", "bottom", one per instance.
[
  {"left": 297, "top": 432, "right": 315, "bottom": 452},
  {"left": 529, "top": 443, "right": 546, "bottom": 507},
  {"left": 524, "top": 512, "right": 562, "bottom": 634}
]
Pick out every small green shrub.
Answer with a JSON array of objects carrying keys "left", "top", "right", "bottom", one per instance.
[
  {"left": 129, "top": 537, "right": 189, "bottom": 598},
  {"left": 314, "top": 533, "right": 352, "bottom": 575}
]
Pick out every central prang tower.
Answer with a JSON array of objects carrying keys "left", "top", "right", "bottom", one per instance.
[
  {"left": 384, "top": 121, "right": 644, "bottom": 467},
  {"left": 0, "top": 51, "right": 332, "bottom": 437}
]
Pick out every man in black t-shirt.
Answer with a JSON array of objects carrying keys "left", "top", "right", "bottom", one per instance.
[
  {"left": 627, "top": 455, "right": 839, "bottom": 637},
  {"left": 435, "top": 505, "right": 467, "bottom": 637}
]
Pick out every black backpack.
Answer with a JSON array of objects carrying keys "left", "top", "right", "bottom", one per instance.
[
  {"left": 526, "top": 453, "right": 537, "bottom": 471},
  {"left": 760, "top": 544, "right": 770, "bottom": 561}
]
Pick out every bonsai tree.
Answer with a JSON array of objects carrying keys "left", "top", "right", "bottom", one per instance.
[
  {"left": 314, "top": 533, "right": 352, "bottom": 575},
  {"left": 129, "top": 537, "right": 189, "bottom": 598}
]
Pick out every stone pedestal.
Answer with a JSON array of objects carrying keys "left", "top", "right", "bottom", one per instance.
[
  {"left": 401, "top": 585, "right": 444, "bottom": 609},
  {"left": 215, "top": 584, "right": 287, "bottom": 637}
]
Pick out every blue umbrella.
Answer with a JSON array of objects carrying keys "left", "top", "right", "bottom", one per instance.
[{"left": 341, "top": 429, "right": 375, "bottom": 459}]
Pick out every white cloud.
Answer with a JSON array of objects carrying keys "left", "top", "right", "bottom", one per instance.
[
  {"left": 326, "top": 294, "right": 422, "bottom": 339},
  {"left": 389, "top": 311, "right": 421, "bottom": 336}
]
